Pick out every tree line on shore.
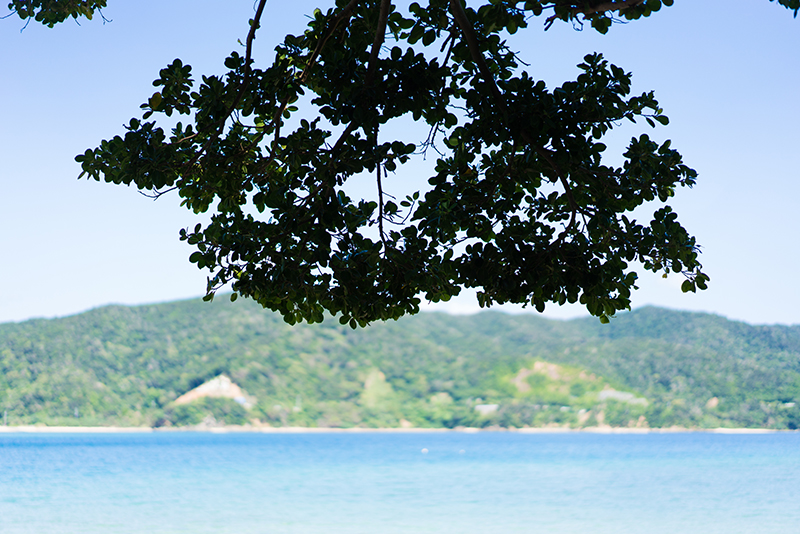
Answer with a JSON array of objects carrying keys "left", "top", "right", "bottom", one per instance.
[{"left": 1, "top": 298, "right": 799, "bottom": 429}]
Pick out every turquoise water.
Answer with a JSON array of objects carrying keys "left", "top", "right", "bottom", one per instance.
[{"left": 1, "top": 432, "right": 799, "bottom": 533}]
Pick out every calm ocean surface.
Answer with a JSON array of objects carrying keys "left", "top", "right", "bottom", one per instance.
[{"left": 1, "top": 431, "right": 799, "bottom": 533}]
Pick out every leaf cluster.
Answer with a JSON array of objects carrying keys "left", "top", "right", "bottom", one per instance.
[
  {"left": 7, "top": 0, "right": 107, "bottom": 26},
  {"left": 56, "top": 0, "right": 721, "bottom": 327},
  {"left": 14, "top": 0, "right": 795, "bottom": 326}
]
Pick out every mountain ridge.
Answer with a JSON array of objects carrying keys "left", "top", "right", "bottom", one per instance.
[{"left": 1, "top": 298, "right": 798, "bottom": 429}]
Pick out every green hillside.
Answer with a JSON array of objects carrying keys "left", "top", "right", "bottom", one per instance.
[{"left": 1, "top": 298, "right": 799, "bottom": 429}]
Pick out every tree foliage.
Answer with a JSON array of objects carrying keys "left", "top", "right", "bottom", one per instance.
[{"left": 8, "top": 0, "right": 798, "bottom": 326}]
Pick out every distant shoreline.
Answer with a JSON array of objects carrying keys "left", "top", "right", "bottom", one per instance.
[{"left": 0, "top": 425, "right": 785, "bottom": 434}]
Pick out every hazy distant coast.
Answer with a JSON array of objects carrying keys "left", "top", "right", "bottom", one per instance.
[
  {"left": 2, "top": 297, "right": 799, "bottom": 431},
  {"left": 0, "top": 425, "right": 783, "bottom": 434}
]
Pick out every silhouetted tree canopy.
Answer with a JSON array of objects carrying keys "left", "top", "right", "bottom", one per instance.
[{"left": 10, "top": 0, "right": 798, "bottom": 326}]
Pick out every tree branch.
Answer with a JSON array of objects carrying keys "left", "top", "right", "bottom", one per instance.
[
  {"left": 228, "top": 0, "right": 270, "bottom": 114},
  {"left": 299, "top": 0, "right": 360, "bottom": 85},
  {"left": 239, "top": 0, "right": 365, "bottom": 188},
  {"left": 367, "top": 0, "right": 392, "bottom": 250},
  {"left": 377, "top": 158, "right": 388, "bottom": 247},
  {"left": 269, "top": 0, "right": 360, "bottom": 144},
  {"left": 139, "top": 186, "right": 179, "bottom": 200},
  {"left": 365, "top": 0, "right": 391, "bottom": 87},
  {"left": 449, "top": 0, "right": 506, "bottom": 111},
  {"left": 182, "top": 0, "right": 269, "bottom": 170},
  {"left": 450, "top": 0, "right": 580, "bottom": 245}
]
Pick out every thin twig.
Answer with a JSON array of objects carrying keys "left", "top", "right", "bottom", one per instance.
[
  {"left": 377, "top": 162, "right": 388, "bottom": 247},
  {"left": 139, "top": 186, "right": 179, "bottom": 199}
]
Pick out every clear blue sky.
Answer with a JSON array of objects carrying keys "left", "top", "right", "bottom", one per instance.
[{"left": 1, "top": 0, "right": 798, "bottom": 325}]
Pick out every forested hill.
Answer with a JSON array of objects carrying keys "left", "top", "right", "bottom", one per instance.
[{"left": 1, "top": 298, "right": 799, "bottom": 430}]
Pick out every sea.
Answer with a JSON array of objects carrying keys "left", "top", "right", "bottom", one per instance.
[{"left": 1, "top": 431, "right": 799, "bottom": 534}]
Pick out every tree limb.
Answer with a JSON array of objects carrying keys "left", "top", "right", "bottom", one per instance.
[
  {"left": 181, "top": 0, "right": 270, "bottom": 171},
  {"left": 269, "top": 0, "right": 360, "bottom": 146},
  {"left": 449, "top": 0, "right": 506, "bottom": 110},
  {"left": 377, "top": 154, "right": 388, "bottom": 247},
  {"left": 365, "top": 0, "right": 391, "bottom": 87},
  {"left": 299, "top": 0, "right": 360, "bottom": 85},
  {"left": 230, "top": 0, "right": 269, "bottom": 113},
  {"left": 450, "top": 0, "right": 580, "bottom": 244}
]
